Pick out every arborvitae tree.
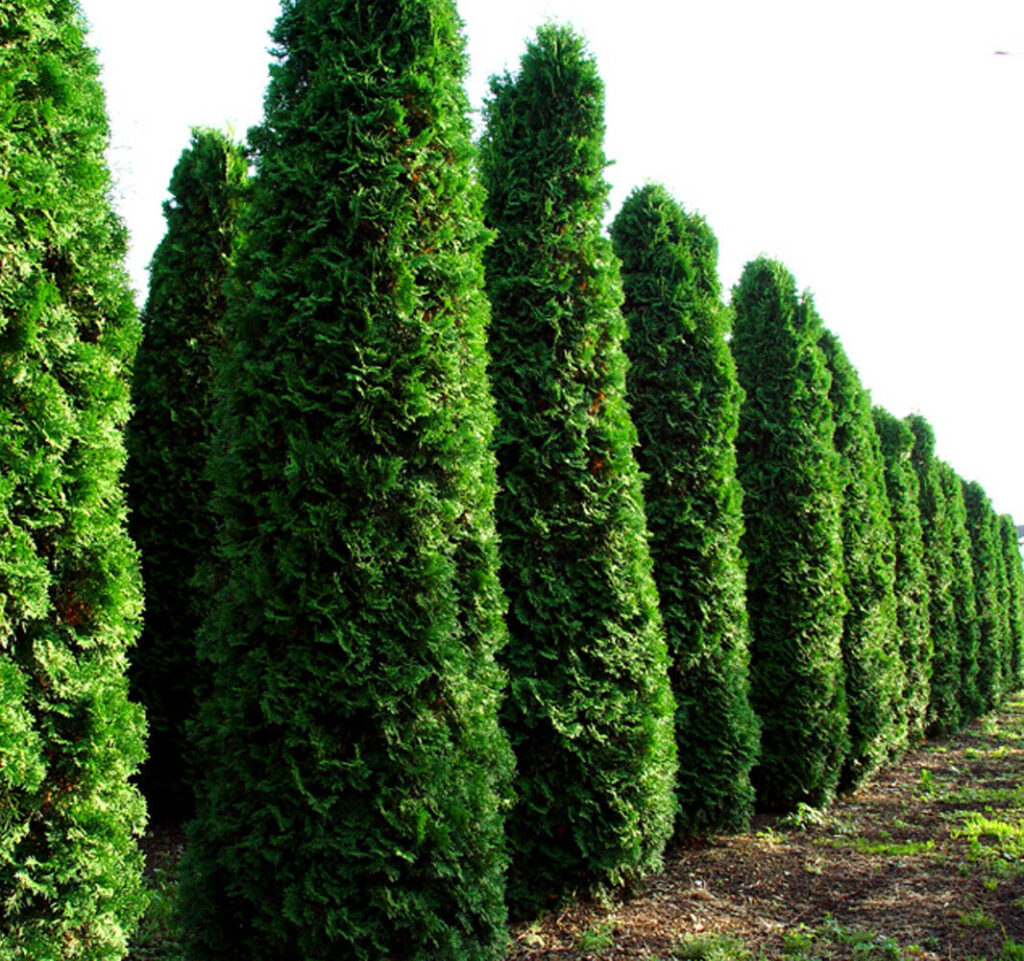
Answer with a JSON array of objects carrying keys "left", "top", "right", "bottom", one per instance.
[
  {"left": 177, "top": 3, "right": 513, "bottom": 958},
  {"left": 818, "top": 332, "right": 903, "bottom": 786},
  {"left": 479, "top": 25, "right": 676, "bottom": 913},
  {"left": 731, "top": 259, "right": 848, "bottom": 811},
  {"left": 0, "top": 2, "right": 146, "bottom": 957},
  {"left": 990, "top": 507, "right": 1014, "bottom": 696},
  {"left": 872, "top": 407, "right": 933, "bottom": 744},
  {"left": 937, "top": 461, "right": 982, "bottom": 723},
  {"left": 906, "top": 415, "right": 960, "bottom": 734},
  {"left": 610, "top": 184, "right": 758, "bottom": 837},
  {"left": 963, "top": 480, "right": 1004, "bottom": 712},
  {"left": 998, "top": 514, "right": 1024, "bottom": 690},
  {"left": 125, "top": 128, "right": 247, "bottom": 819}
]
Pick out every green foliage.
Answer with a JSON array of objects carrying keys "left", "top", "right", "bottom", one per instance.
[
  {"left": 479, "top": 25, "right": 676, "bottom": 914},
  {"left": 611, "top": 184, "right": 758, "bottom": 837},
  {"left": 731, "top": 258, "right": 848, "bottom": 811},
  {"left": 0, "top": 1, "right": 147, "bottom": 957},
  {"left": 906, "top": 415, "right": 960, "bottom": 734},
  {"left": 963, "top": 480, "right": 1006, "bottom": 711},
  {"left": 819, "top": 332, "right": 903, "bottom": 788},
  {"left": 178, "top": 2, "right": 513, "bottom": 958},
  {"left": 937, "top": 462, "right": 982, "bottom": 722},
  {"left": 872, "top": 408, "right": 932, "bottom": 744},
  {"left": 125, "top": 128, "right": 248, "bottom": 819},
  {"left": 997, "top": 515, "right": 1024, "bottom": 690}
]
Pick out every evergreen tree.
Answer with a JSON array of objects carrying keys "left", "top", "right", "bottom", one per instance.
[
  {"left": 937, "top": 461, "right": 981, "bottom": 723},
  {"left": 963, "top": 480, "right": 1004, "bottom": 712},
  {"left": 479, "top": 25, "right": 676, "bottom": 913},
  {"left": 998, "top": 514, "right": 1024, "bottom": 690},
  {"left": 990, "top": 507, "right": 1014, "bottom": 696},
  {"left": 611, "top": 184, "right": 758, "bottom": 837},
  {"left": 731, "top": 259, "right": 848, "bottom": 811},
  {"left": 0, "top": 1, "right": 146, "bottom": 956},
  {"left": 125, "top": 128, "right": 247, "bottom": 819},
  {"left": 818, "top": 332, "right": 903, "bottom": 786},
  {"left": 178, "top": 3, "right": 513, "bottom": 958},
  {"left": 906, "top": 415, "right": 960, "bottom": 734}
]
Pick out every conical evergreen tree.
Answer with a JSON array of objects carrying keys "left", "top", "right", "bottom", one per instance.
[
  {"left": 818, "top": 332, "right": 903, "bottom": 786},
  {"left": 872, "top": 407, "right": 933, "bottom": 745},
  {"left": 998, "top": 514, "right": 1024, "bottom": 691},
  {"left": 611, "top": 184, "right": 758, "bottom": 837},
  {"left": 125, "top": 128, "right": 248, "bottom": 819},
  {"left": 937, "top": 461, "right": 981, "bottom": 723},
  {"left": 906, "top": 415, "right": 960, "bottom": 734},
  {"left": 731, "top": 259, "right": 848, "bottom": 811},
  {"left": 0, "top": 1, "right": 146, "bottom": 956},
  {"left": 479, "top": 25, "right": 676, "bottom": 913},
  {"left": 990, "top": 506, "right": 1014, "bottom": 697},
  {"left": 963, "top": 480, "right": 1004, "bottom": 712},
  {"left": 177, "top": 3, "right": 513, "bottom": 958}
]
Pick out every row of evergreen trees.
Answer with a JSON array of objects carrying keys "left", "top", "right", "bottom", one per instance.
[{"left": 3, "top": 1, "right": 1023, "bottom": 959}]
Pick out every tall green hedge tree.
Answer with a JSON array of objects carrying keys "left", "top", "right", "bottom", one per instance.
[
  {"left": 906, "top": 415, "right": 960, "bottom": 734},
  {"left": 871, "top": 407, "right": 932, "bottom": 745},
  {"left": 610, "top": 184, "right": 758, "bottom": 837},
  {"left": 479, "top": 25, "right": 676, "bottom": 914},
  {"left": 178, "top": 3, "right": 514, "bottom": 958},
  {"left": 998, "top": 514, "right": 1024, "bottom": 690},
  {"left": 125, "top": 128, "right": 247, "bottom": 819},
  {"left": 0, "top": 1, "right": 147, "bottom": 957},
  {"left": 731, "top": 259, "right": 848, "bottom": 811},
  {"left": 963, "top": 480, "right": 1005, "bottom": 712},
  {"left": 937, "top": 461, "right": 981, "bottom": 724},
  {"left": 818, "top": 332, "right": 903, "bottom": 786},
  {"left": 990, "top": 507, "right": 1014, "bottom": 696}
]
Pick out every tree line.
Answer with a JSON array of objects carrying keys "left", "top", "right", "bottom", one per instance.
[{"left": 2, "top": 1, "right": 1023, "bottom": 959}]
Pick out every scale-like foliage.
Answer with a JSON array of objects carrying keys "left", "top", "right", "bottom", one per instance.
[
  {"left": 997, "top": 515, "right": 1024, "bottom": 690},
  {"left": 0, "top": 1, "right": 146, "bottom": 956},
  {"left": 731, "top": 259, "right": 848, "bottom": 812},
  {"left": 479, "top": 26, "right": 676, "bottom": 914},
  {"left": 819, "top": 333, "right": 903, "bottom": 787},
  {"left": 178, "top": 3, "right": 513, "bottom": 958},
  {"left": 991, "top": 509, "right": 1014, "bottom": 696},
  {"left": 125, "top": 128, "right": 247, "bottom": 819},
  {"left": 937, "top": 462, "right": 981, "bottom": 723},
  {"left": 611, "top": 184, "right": 758, "bottom": 837},
  {"left": 906, "top": 416, "right": 960, "bottom": 734}
]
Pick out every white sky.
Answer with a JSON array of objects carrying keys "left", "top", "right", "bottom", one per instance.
[{"left": 80, "top": 0, "right": 1024, "bottom": 523}]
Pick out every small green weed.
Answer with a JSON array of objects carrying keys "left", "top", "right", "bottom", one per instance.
[
  {"left": 577, "top": 919, "right": 615, "bottom": 953},
  {"left": 958, "top": 907, "right": 997, "bottom": 929},
  {"left": 1001, "top": 937, "right": 1024, "bottom": 960},
  {"left": 672, "top": 932, "right": 753, "bottom": 960},
  {"left": 778, "top": 803, "right": 829, "bottom": 832}
]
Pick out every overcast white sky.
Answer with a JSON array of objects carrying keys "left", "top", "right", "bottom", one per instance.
[{"left": 80, "top": 0, "right": 1024, "bottom": 523}]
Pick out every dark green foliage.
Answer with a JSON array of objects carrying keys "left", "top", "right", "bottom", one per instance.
[
  {"left": 997, "top": 514, "right": 1024, "bottom": 690},
  {"left": 0, "top": 1, "right": 146, "bottom": 957},
  {"left": 991, "top": 509, "right": 1014, "bottom": 696},
  {"left": 906, "top": 415, "right": 960, "bottom": 734},
  {"left": 818, "top": 332, "right": 903, "bottom": 787},
  {"left": 611, "top": 184, "right": 758, "bottom": 837},
  {"left": 125, "top": 128, "right": 248, "bottom": 820},
  {"left": 479, "top": 25, "right": 676, "bottom": 913},
  {"left": 937, "top": 462, "right": 981, "bottom": 723},
  {"left": 731, "top": 259, "right": 848, "bottom": 812},
  {"left": 871, "top": 407, "right": 932, "bottom": 745},
  {"left": 963, "top": 480, "right": 1005, "bottom": 712},
  {"left": 178, "top": 3, "right": 513, "bottom": 958}
]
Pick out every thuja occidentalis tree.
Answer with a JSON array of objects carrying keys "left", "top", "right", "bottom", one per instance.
[
  {"left": 731, "top": 259, "right": 848, "bottom": 811},
  {"left": 0, "top": 1, "right": 147, "bottom": 957},
  {"left": 998, "top": 514, "right": 1024, "bottom": 690},
  {"left": 177, "top": 2, "right": 514, "bottom": 959},
  {"left": 610, "top": 183, "right": 758, "bottom": 837},
  {"left": 818, "top": 331, "right": 903, "bottom": 787},
  {"left": 479, "top": 25, "right": 676, "bottom": 914},
  {"left": 906, "top": 415, "right": 960, "bottom": 734},
  {"left": 990, "top": 506, "right": 1014, "bottom": 697},
  {"left": 872, "top": 407, "right": 932, "bottom": 745},
  {"left": 125, "top": 127, "right": 248, "bottom": 820}
]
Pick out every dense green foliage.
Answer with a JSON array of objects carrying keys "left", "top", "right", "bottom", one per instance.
[
  {"left": 906, "top": 416, "right": 960, "bottom": 734},
  {"left": 818, "top": 333, "right": 902, "bottom": 786},
  {"left": 731, "top": 259, "right": 848, "bottom": 811},
  {"left": 997, "top": 515, "right": 1024, "bottom": 690},
  {"left": 871, "top": 408, "right": 932, "bottom": 744},
  {"left": 0, "top": 1, "right": 147, "bottom": 956},
  {"left": 177, "top": 3, "right": 513, "bottom": 958},
  {"left": 611, "top": 184, "right": 758, "bottom": 837},
  {"left": 937, "top": 461, "right": 981, "bottom": 723},
  {"left": 479, "top": 25, "right": 676, "bottom": 913},
  {"left": 962, "top": 480, "right": 1005, "bottom": 712},
  {"left": 125, "top": 128, "right": 247, "bottom": 819},
  {"left": 991, "top": 510, "right": 1014, "bottom": 696}
]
